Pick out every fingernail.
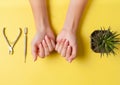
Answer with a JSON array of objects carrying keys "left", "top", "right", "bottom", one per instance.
[
  {"left": 33, "top": 57, "right": 36, "bottom": 62},
  {"left": 43, "top": 40, "right": 45, "bottom": 43},
  {"left": 33, "top": 59, "right": 35, "bottom": 62},
  {"left": 68, "top": 46, "right": 71, "bottom": 48},
  {"left": 45, "top": 35, "right": 47, "bottom": 37},
  {"left": 65, "top": 40, "right": 69, "bottom": 44},
  {"left": 55, "top": 46, "right": 57, "bottom": 50},
  {"left": 34, "top": 59, "right": 36, "bottom": 62},
  {"left": 68, "top": 59, "right": 71, "bottom": 63},
  {"left": 45, "top": 36, "right": 47, "bottom": 39}
]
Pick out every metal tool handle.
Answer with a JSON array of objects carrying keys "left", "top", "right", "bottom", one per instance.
[
  {"left": 3, "top": 27, "right": 22, "bottom": 55},
  {"left": 24, "top": 27, "right": 28, "bottom": 63}
]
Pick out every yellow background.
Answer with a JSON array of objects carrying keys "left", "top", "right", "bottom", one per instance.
[{"left": 0, "top": 0, "right": 120, "bottom": 85}]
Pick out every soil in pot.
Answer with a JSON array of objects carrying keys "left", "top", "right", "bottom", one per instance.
[{"left": 90, "top": 30, "right": 113, "bottom": 53}]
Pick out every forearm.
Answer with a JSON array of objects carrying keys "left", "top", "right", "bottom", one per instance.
[
  {"left": 63, "top": 0, "right": 87, "bottom": 33},
  {"left": 29, "top": 0, "right": 50, "bottom": 31}
]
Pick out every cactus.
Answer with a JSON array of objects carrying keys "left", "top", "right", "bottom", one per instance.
[{"left": 91, "top": 27, "right": 120, "bottom": 56}]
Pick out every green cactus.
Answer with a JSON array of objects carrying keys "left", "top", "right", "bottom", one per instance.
[{"left": 91, "top": 27, "right": 120, "bottom": 56}]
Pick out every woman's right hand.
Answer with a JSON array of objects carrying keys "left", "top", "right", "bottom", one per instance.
[{"left": 31, "top": 27, "right": 55, "bottom": 61}]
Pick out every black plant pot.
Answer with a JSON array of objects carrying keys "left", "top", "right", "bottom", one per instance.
[{"left": 90, "top": 30, "right": 113, "bottom": 53}]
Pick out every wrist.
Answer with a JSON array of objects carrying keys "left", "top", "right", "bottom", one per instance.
[
  {"left": 62, "top": 27, "right": 77, "bottom": 34},
  {"left": 63, "top": 22, "right": 77, "bottom": 34},
  {"left": 35, "top": 18, "right": 51, "bottom": 32},
  {"left": 63, "top": 15, "right": 80, "bottom": 34}
]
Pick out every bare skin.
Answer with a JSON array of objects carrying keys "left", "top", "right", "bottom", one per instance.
[
  {"left": 30, "top": 0, "right": 55, "bottom": 61},
  {"left": 30, "top": 0, "right": 87, "bottom": 62},
  {"left": 56, "top": 0, "right": 87, "bottom": 63}
]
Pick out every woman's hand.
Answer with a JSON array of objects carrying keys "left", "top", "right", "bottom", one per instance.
[
  {"left": 55, "top": 29, "right": 77, "bottom": 63},
  {"left": 30, "top": 0, "right": 56, "bottom": 61},
  {"left": 31, "top": 28, "right": 55, "bottom": 61},
  {"left": 55, "top": 0, "right": 87, "bottom": 63}
]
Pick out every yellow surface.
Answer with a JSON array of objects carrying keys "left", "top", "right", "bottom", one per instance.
[{"left": 0, "top": 0, "right": 120, "bottom": 85}]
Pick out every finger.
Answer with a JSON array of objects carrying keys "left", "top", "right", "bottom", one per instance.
[
  {"left": 57, "top": 39, "right": 66, "bottom": 53},
  {"left": 38, "top": 43, "right": 45, "bottom": 58},
  {"left": 68, "top": 46, "right": 77, "bottom": 63},
  {"left": 42, "top": 40, "right": 50, "bottom": 56},
  {"left": 55, "top": 39, "right": 62, "bottom": 51},
  {"left": 31, "top": 44, "right": 38, "bottom": 62},
  {"left": 45, "top": 35, "right": 53, "bottom": 52},
  {"left": 65, "top": 46, "right": 72, "bottom": 61},
  {"left": 61, "top": 40, "right": 69, "bottom": 57},
  {"left": 51, "top": 39, "right": 56, "bottom": 49}
]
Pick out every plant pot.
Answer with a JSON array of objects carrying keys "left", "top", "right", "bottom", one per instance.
[{"left": 90, "top": 30, "right": 113, "bottom": 53}]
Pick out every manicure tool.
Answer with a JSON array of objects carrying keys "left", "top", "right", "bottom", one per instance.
[
  {"left": 24, "top": 27, "right": 28, "bottom": 63},
  {"left": 3, "top": 27, "right": 22, "bottom": 55}
]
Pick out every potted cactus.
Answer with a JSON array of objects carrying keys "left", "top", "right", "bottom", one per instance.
[{"left": 90, "top": 27, "right": 120, "bottom": 56}]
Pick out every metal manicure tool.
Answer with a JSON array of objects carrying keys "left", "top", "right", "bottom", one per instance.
[
  {"left": 24, "top": 27, "right": 28, "bottom": 63},
  {"left": 3, "top": 27, "right": 22, "bottom": 55}
]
